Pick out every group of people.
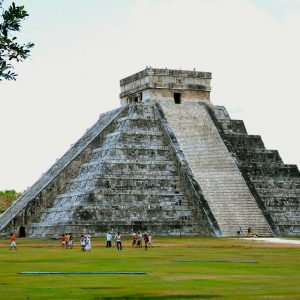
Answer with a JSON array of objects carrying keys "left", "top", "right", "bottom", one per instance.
[
  {"left": 105, "top": 231, "right": 152, "bottom": 250},
  {"left": 237, "top": 227, "right": 256, "bottom": 237},
  {"left": 9, "top": 231, "right": 152, "bottom": 251},
  {"left": 131, "top": 231, "right": 152, "bottom": 250},
  {"left": 60, "top": 233, "right": 73, "bottom": 249},
  {"left": 105, "top": 232, "right": 125, "bottom": 250}
]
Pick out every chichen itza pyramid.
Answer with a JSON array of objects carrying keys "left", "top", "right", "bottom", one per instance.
[{"left": 1, "top": 68, "right": 300, "bottom": 238}]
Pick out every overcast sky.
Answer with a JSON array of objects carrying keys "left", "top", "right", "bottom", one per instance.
[{"left": 1, "top": 0, "right": 300, "bottom": 191}]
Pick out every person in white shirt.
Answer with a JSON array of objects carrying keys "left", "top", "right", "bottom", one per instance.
[
  {"left": 106, "top": 232, "right": 112, "bottom": 247},
  {"left": 85, "top": 235, "right": 92, "bottom": 251},
  {"left": 115, "top": 232, "right": 122, "bottom": 250}
]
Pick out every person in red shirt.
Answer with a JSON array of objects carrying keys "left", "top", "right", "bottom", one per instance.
[
  {"left": 143, "top": 233, "right": 149, "bottom": 250},
  {"left": 61, "top": 234, "right": 66, "bottom": 248},
  {"left": 10, "top": 233, "right": 17, "bottom": 250}
]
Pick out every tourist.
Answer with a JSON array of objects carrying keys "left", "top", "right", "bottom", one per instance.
[
  {"left": 65, "top": 233, "right": 70, "bottom": 249},
  {"left": 10, "top": 233, "right": 17, "bottom": 250},
  {"left": 131, "top": 231, "right": 137, "bottom": 247},
  {"left": 148, "top": 233, "right": 152, "bottom": 246},
  {"left": 246, "top": 227, "right": 257, "bottom": 237},
  {"left": 61, "top": 234, "right": 66, "bottom": 248},
  {"left": 237, "top": 227, "right": 243, "bottom": 237},
  {"left": 247, "top": 227, "right": 252, "bottom": 237},
  {"left": 69, "top": 233, "right": 73, "bottom": 249},
  {"left": 106, "top": 232, "right": 112, "bottom": 248},
  {"left": 85, "top": 235, "right": 92, "bottom": 251},
  {"left": 80, "top": 235, "right": 86, "bottom": 251},
  {"left": 143, "top": 233, "right": 149, "bottom": 250},
  {"left": 115, "top": 232, "right": 122, "bottom": 250},
  {"left": 137, "top": 231, "right": 143, "bottom": 248}
]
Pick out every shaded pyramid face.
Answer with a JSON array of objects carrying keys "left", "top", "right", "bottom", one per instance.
[{"left": 29, "top": 104, "right": 202, "bottom": 237}]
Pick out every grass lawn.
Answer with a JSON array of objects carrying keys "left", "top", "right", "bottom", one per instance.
[{"left": 1, "top": 236, "right": 300, "bottom": 299}]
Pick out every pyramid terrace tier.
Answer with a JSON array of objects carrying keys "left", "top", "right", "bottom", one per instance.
[
  {"left": 216, "top": 119, "right": 248, "bottom": 135},
  {"left": 240, "top": 164, "right": 300, "bottom": 177},
  {"left": 250, "top": 178, "right": 300, "bottom": 189},
  {"left": 80, "top": 161, "right": 178, "bottom": 175},
  {"left": 38, "top": 205, "right": 194, "bottom": 222},
  {"left": 103, "top": 133, "right": 166, "bottom": 146},
  {"left": 232, "top": 148, "right": 283, "bottom": 164}
]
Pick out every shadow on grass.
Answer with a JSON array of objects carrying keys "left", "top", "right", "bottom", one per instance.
[
  {"left": 81, "top": 287, "right": 117, "bottom": 290},
  {"left": 99, "top": 295, "right": 220, "bottom": 299}
]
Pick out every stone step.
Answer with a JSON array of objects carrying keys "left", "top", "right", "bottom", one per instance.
[
  {"left": 117, "top": 116, "right": 158, "bottom": 123},
  {"left": 83, "top": 159, "right": 176, "bottom": 167},
  {"left": 106, "top": 130, "right": 163, "bottom": 138},
  {"left": 75, "top": 174, "right": 180, "bottom": 181},
  {"left": 80, "top": 169, "right": 179, "bottom": 177},
  {"left": 93, "top": 145, "right": 170, "bottom": 152},
  {"left": 93, "top": 145, "right": 170, "bottom": 153}
]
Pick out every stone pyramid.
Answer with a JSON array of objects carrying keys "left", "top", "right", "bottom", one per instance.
[{"left": 1, "top": 68, "right": 299, "bottom": 238}]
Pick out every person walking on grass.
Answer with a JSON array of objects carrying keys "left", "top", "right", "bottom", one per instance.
[
  {"left": 69, "top": 233, "right": 73, "bottom": 249},
  {"left": 106, "top": 232, "right": 112, "bottom": 248},
  {"left": 80, "top": 235, "right": 86, "bottom": 251},
  {"left": 115, "top": 232, "right": 122, "bottom": 250},
  {"left": 65, "top": 233, "right": 70, "bottom": 249},
  {"left": 61, "top": 234, "right": 66, "bottom": 248},
  {"left": 85, "top": 235, "right": 92, "bottom": 252},
  {"left": 10, "top": 233, "right": 17, "bottom": 250},
  {"left": 131, "top": 231, "right": 137, "bottom": 247},
  {"left": 137, "top": 231, "right": 143, "bottom": 248},
  {"left": 148, "top": 233, "right": 152, "bottom": 246},
  {"left": 143, "top": 233, "right": 149, "bottom": 250}
]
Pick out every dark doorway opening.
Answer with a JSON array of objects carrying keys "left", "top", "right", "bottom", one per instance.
[
  {"left": 19, "top": 226, "right": 26, "bottom": 238},
  {"left": 174, "top": 93, "right": 181, "bottom": 104},
  {"left": 134, "top": 96, "right": 139, "bottom": 103}
]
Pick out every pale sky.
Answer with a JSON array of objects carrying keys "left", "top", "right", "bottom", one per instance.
[{"left": 1, "top": 0, "right": 300, "bottom": 192}]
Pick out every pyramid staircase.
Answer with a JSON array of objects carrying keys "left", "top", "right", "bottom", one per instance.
[{"left": 159, "top": 101, "right": 273, "bottom": 236}]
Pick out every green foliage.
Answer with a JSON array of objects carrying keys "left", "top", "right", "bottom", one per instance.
[
  {"left": 0, "top": 0, "right": 34, "bottom": 80},
  {"left": 0, "top": 189, "right": 20, "bottom": 212}
]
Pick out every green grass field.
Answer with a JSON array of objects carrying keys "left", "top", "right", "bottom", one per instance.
[{"left": 1, "top": 237, "right": 300, "bottom": 299}]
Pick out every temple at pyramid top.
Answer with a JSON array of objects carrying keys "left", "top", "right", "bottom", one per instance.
[{"left": 120, "top": 67, "right": 212, "bottom": 105}]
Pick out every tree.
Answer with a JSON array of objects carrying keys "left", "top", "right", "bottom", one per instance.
[
  {"left": 0, "top": 189, "right": 21, "bottom": 213},
  {"left": 0, "top": 0, "right": 34, "bottom": 81}
]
